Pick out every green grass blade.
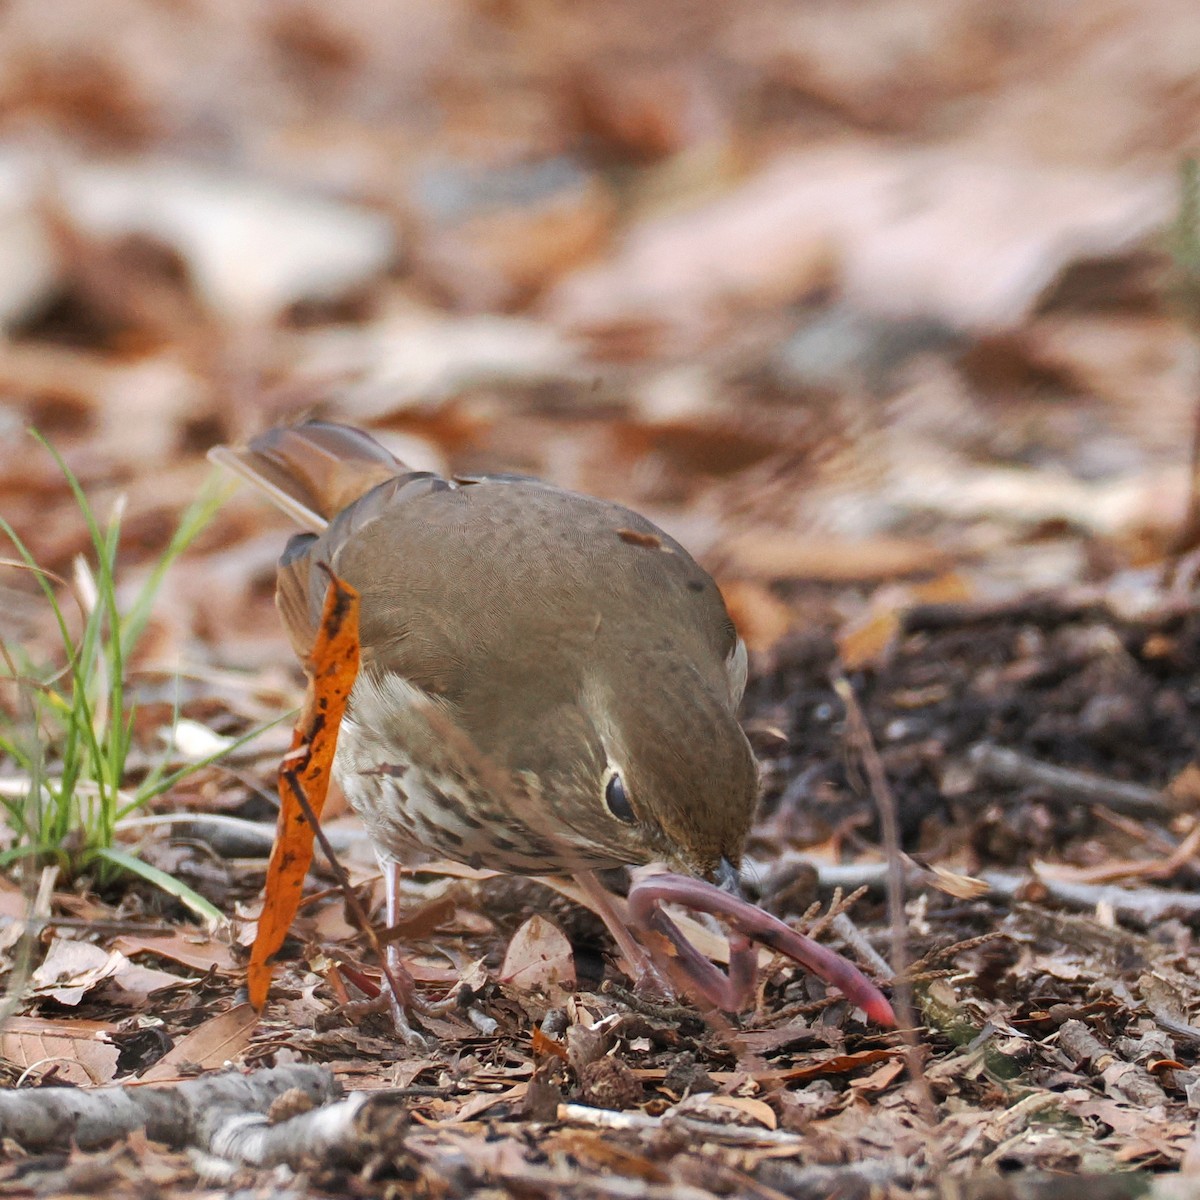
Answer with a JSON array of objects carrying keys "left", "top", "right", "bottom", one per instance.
[
  {"left": 93, "top": 846, "right": 226, "bottom": 930},
  {"left": 0, "top": 429, "right": 231, "bottom": 906},
  {"left": 121, "top": 473, "right": 230, "bottom": 661},
  {"left": 117, "top": 715, "right": 288, "bottom": 820}
]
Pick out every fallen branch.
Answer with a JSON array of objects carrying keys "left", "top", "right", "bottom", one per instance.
[
  {"left": 969, "top": 744, "right": 1175, "bottom": 818},
  {"left": 0, "top": 1063, "right": 337, "bottom": 1152},
  {"left": 756, "top": 853, "right": 1200, "bottom": 928}
]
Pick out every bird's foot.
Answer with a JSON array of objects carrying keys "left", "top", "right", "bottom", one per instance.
[
  {"left": 625, "top": 872, "right": 896, "bottom": 1026},
  {"left": 385, "top": 987, "right": 431, "bottom": 1050},
  {"left": 381, "top": 941, "right": 431, "bottom": 1049}
]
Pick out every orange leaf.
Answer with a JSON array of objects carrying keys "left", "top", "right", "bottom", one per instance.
[
  {"left": 779, "top": 1048, "right": 900, "bottom": 1082},
  {"left": 247, "top": 569, "right": 361, "bottom": 1009},
  {"left": 531, "top": 1026, "right": 569, "bottom": 1061}
]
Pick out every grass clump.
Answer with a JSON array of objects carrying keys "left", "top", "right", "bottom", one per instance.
[{"left": 0, "top": 430, "right": 232, "bottom": 926}]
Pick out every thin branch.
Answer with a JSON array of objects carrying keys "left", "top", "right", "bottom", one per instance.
[{"left": 833, "top": 675, "right": 937, "bottom": 1123}]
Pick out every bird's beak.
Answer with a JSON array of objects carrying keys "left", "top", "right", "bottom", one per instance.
[{"left": 711, "top": 857, "right": 743, "bottom": 897}]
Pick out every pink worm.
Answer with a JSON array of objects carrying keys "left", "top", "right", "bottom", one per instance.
[{"left": 626, "top": 873, "right": 896, "bottom": 1028}]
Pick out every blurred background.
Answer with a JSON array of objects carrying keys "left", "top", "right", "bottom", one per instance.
[{"left": 0, "top": 0, "right": 1197, "bottom": 803}]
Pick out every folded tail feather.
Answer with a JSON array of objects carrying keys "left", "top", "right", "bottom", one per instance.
[{"left": 207, "top": 421, "right": 404, "bottom": 533}]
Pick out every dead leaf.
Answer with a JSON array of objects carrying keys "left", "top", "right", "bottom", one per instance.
[
  {"left": 849, "top": 1058, "right": 906, "bottom": 1093},
  {"left": 838, "top": 573, "right": 973, "bottom": 668},
  {"left": 1166, "top": 763, "right": 1200, "bottom": 812},
  {"left": 926, "top": 865, "right": 990, "bottom": 901},
  {"left": 545, "top": 1129, "right": 669, "bottom": 1181},
  {"left": 724, "top": 529, "right": 953, "bottom": 584},
  {"left": 0, "top": 1016, "right": 120, "bottom": 1085},
  {"left": 248, "top": 569, "right": 360, "bottom": 1009},
  {"left": 136, "top": 1003, "right": 258, "bottom": 1083},
  {"left": 719, "top": 579, "right": 793, "bottom": 655},
  {"left": 60, "top": 158, "right": 396, "bottom": 323},
  {"left": 549, "top": 144, "right": 1170, "bottom": 340},
  {"left": 778, "top": 1049, "right": 902, "bottom": 1083},
  {"left": 499, "top": 915, "right": 576, "bottom": 991},
  {"left": 111, "top": 929, "right": 235, "bottom": 974},
  {"left": 531, "top": 1027, "right": 569, "bottom": 1061},
  {"left": 31, "top": 939, "right": 180, "bottom": 1006},
  {"left": 32, "top": 940, "right": 120, "bottom": 1005},
  {"left": 449, "top": 1084, "right": 527, "bottom": 1123},
  {"left": 699, "top": 1095, "right": 778, "bottom": 1130}
]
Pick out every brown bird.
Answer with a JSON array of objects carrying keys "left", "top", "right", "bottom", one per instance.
[{"left": 212, "top": 422, "right": 894, "bottom": 1032}]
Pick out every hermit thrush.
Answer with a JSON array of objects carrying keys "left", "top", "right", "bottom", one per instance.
[
  {"left": 215, "top": 420, "right": 758, "bottom": 875},
  {"left": 213, "top": 423, "right": 897, "bottom": 1030},
  {"left": 210, "top": 422, "right": 764, "bottom": 1009}
]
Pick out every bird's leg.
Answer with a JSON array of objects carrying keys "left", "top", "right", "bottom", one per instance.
[
  {"left": 574, "top": 869, "right": 675, "bottom": 998},
  {"left": 378, "top": 855, "right": 427, "bottom": 1046},
  {"left": 626, "top": 872, "right": 896, "bottom": 1026}
]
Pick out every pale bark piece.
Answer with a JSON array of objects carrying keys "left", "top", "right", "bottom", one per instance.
[
  {"left": 207, "top": 1090, "right": 368, "bottom": 1167},
  {"left": 0, "top": 1062, "right": 337, "bottom": 1152}
]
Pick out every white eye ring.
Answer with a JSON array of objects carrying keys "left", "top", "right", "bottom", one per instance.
[{"left": 603, "top": 767, "right": 635, "bottom": 823}]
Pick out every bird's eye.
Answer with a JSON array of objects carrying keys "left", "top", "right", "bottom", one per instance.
[{"left": 604, "top": 771, "right": 635, "bottom": 823}]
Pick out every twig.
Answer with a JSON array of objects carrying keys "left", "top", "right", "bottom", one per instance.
[
  {"left": 968, "top": 744, "right": 1172, "bottom": 818},
  {"left": 116, "top": 811, "right": 363, "bottom": 857},
  {"left": 833, "top": 676, "right": 936, "bottom": 1123},
  {"left": 830, "top": 912, "right": 892, "bottom": 978},
  {"left": 600, "top": 981, "right": 705, "bottom": 1028},
  {"left": 982, "top": 871, "right": 1200, "bottom": 925}
]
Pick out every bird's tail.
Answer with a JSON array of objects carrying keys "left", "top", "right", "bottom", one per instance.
[{"left": 208, "top": 421, "right": 404, "bottom": 531}]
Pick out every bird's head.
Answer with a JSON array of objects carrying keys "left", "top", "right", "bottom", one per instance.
[{"left": 508, "top": 648, "right": 759, "bottom": 887}]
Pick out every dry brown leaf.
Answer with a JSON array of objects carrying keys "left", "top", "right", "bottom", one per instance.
[
  {"left": 699, "top": 1095, "right": 778, "bottom": 1130},
  {"left": 545, "top": 1129, "right": 669, "bottom": 1181},
  {"left": 499, "top": 915, "right": 576, "bottom": 992},
  {"left": 837, "top": 574, "right": 973, "bottom": 669},
  {"left": 719, "top": 578, "right": 793, "bottom": 655},
  {"left": 549, "top": 144, "right": 1169, "bottom": 339},
  {"left": 111, "top": 930, "right": 235, "bottom": 974},
  {"left": 849, "top": 1058, "right": 906, "bottom": 1094},
  {"left": 778, "top": 1049, "right": 902, "bottom": 1083},
  {"left": 136, "top": 1003, "right": 258, "bottom": 1083},
  {"left": 31, "top": 939, "right": 182, "bottom": 1006},
  {"left": 0, "top": 1016, "right": 121, "bottom": 1085},
  {"left": 1166, "top": 764, "right": 1200, "bottom": 812},
  {"left": 449, "top": 1084, "right": 528, "bottom": 1123},
  {"left": 926, "top": 865, "right": 990, "bottom": 901},
  {"left": 724, "top": 530, "right": 953, "bottom": 584},
  {"left": 31, "top": 940, "right": 122, "bottom": 1005}
]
